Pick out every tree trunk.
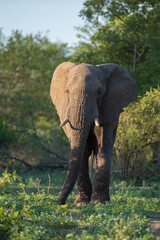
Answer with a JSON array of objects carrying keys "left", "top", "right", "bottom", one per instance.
[{"left": 133, "top": 42, "right": 137, "bottom": 71}]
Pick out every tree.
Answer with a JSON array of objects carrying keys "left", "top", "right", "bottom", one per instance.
[
  {"left": 0, "top": 30, "right": 69, "bottom": 169},
  {"left": 72, "top": 0, "right": 160, "bottom": 95}
]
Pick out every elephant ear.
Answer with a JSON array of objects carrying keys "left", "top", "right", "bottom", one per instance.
[
  {"left": 50, "top": 62, "right": 76, "bottom": 121},
  {"left": 99, "top": 64, "right": 136, "bottom": 123}
]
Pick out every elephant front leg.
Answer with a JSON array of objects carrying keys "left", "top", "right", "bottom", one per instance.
[
  {"left": 91, "top": 121, "right": 118, "bottom": 204},
  {"left": 91, "top": 151, "right": 111, "bottom": 204},
  {"left": 74, "top": 143, "right": 92, "bottom": 206}
]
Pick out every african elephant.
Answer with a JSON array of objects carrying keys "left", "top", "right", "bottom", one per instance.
[{"left": 50, "top": 62, "right": 136, "bottom": 205}]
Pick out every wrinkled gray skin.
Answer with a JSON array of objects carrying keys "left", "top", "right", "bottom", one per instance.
[{"left": 50, "top": 62, "right": 136, "bottom": 205}]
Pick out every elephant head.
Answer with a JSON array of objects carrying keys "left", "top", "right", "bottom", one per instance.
[{"left": 50, "top": 62, "right": 136, "bottom": 204}]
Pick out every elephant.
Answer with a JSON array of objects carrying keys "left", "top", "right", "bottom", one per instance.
[{"left": 50, "top": 62, "right": 136, "bottom": 205}]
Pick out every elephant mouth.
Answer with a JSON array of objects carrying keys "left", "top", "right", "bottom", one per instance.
[
  {"left": 59, "top": 94, "right": 100, "bottom": 130},
  {"left": 60, "top": 116, "right": 100, "bottom": 128}
]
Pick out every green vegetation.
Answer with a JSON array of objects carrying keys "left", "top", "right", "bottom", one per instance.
[
  {"left": 0, "top": 2, "right": 159, "bottom": 179},
  {"left": 0, "top": 30, "right": 69, "bottom": 169},
  {"left": 0, "top": 170, "right": 159, "bottom": 239},
  {"left": 115, "top": 87, "right": 160, "bottom": 180},
  {"left": 0, "top": 1, "right": 160, "bottom": 238},
  {"left": 73, "top": 0, "right": 160, "bottom": 95}
]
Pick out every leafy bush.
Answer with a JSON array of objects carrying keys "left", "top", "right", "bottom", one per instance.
[
  {"left": 0, "top": 169, "right": 24, "bottom": 194},
  {"left": 115, "top": 87, "right": 160, "bottom": 180}
]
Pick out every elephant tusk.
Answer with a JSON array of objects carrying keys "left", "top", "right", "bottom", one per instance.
[
  {"left": 94, "top": 117, "right": 100, "bottom": 127},
  {"left": 59, "top": 118, "right": 68, "bottom": 127}
]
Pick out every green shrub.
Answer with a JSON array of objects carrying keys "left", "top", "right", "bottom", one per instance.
[
  {"left": 0, "top": 169, "right": 25, "bottom": 194},
  {"left": 115, "top": 87, "right": 160, "bottom": 180}
]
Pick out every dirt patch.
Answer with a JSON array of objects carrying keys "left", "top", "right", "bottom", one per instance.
[{"left": 149, "top": 219, "right": 160, "bottom": 238}]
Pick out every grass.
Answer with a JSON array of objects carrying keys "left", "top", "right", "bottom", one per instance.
[{"left": 0, "top": 169, "right": 160, "bottom": 239}]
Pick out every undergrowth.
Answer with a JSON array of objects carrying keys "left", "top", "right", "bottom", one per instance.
[{"left": 0, "top": 169, "right": 159, "bottom": 239}]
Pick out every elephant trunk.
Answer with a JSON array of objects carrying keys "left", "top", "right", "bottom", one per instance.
[
  {"left": 58, "top": 127, "right": 89, "bottom": 205},
  {"left": 58, "top": 97, "right": 92, "bottom": 205},
  {"left": 58, "top": 93, "right": 99, "bottom": 205}
]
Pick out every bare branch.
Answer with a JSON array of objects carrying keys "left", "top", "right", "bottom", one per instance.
[
  {"left": 0, "top": 148, "right": 32, "bottom": 169},
  {"left": 47, "top": 174, "right": 51, "bottom": 195},
  {"left": 133, "top": 42, "right": 137, "bottom": 70},
  {"left": 136, "top": 45, "right": 146, "bottom": 63},
  {"left": 28, "top": 99, "right": 68, "bottom": 163},
  {"left": 0, "top": 147, "right": 67, "bottom": 170}
]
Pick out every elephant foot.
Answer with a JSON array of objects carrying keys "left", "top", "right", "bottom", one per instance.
[
  {"left": 58, "top": 195, "right": 66, "bottom": 205},
  {"left": 91, "top": 194, "right": 110, "bottom": 204},
  {"left": 58, "top": 199, "right": 66, "bottom": 205},
  {"left": 74, "top": 195, "right": 90, "bottom": 206}
]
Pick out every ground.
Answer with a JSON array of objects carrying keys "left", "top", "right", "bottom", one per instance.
[
  {"left": 149, "top": 218, "right": 160, "bottom": 238},
  {"left": 0, "top": 169, "right": 160, "bottom": 239}
]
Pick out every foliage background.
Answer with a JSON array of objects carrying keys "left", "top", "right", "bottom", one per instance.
[
  {"left": 0, "top": 1, "right": 160, "bottom": 239},
  {"left": 0, "top": 0, "right": 160, "bottom": 181}
]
